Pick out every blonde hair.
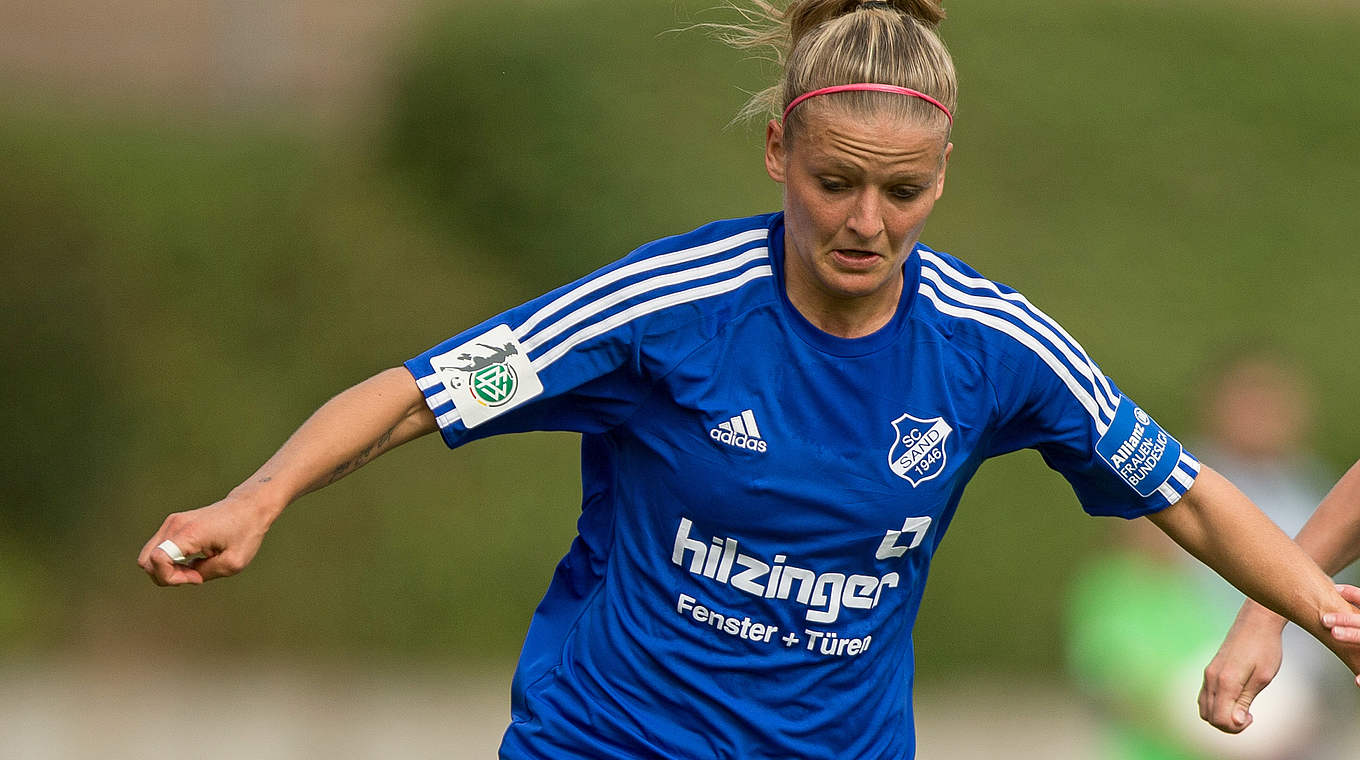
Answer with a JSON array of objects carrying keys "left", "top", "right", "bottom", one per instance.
[{"left": 716, "top": 0, "right": 956, "bottom": 135}]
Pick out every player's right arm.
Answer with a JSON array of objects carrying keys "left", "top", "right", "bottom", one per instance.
[
  {"left": 137, "top": 366, "right": 436, "bottom": 586},
  {"left": 1198, "top": 458, "right": 1360, "bottom": 732}
]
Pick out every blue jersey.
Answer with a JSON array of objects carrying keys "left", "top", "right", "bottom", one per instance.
[{"left": 404, "top": 212, "right": 1199, "bottom": 760}]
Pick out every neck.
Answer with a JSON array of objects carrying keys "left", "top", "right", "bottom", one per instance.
[{"left": 783, "top": 258, "right": 904, "bottom": 339}]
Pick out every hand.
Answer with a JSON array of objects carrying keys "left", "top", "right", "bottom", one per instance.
[
  {"left": 1323, "top": 584, "right": 1360, "bottom": 685},
  {"left": 136, "top": 495, "right": 272, "bottom": 586},
  {"left": 1198, "top": 601, "right": 1285, "bottom": 734}
]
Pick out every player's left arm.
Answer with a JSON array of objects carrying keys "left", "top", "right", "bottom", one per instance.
[{"left": 1146, "top": 465, "right": 1360, "bottom": 685}]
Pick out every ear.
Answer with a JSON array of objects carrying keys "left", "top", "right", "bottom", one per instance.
[
  {"left": 933, "top": 141, "right": 953, "bottom": 201},
  {"left": 764, "top": 119, "right": 787, "bottom": 183}
]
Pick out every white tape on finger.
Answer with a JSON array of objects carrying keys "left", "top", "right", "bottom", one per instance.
[{"left": 157, "top": 539, "right": 204, "bottom": 566}]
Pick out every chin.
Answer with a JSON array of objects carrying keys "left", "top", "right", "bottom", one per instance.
[{"left": 825, "top": 278, "right": 891, "bottom": 300}]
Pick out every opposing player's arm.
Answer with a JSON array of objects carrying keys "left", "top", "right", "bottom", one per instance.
[
  {"left": 1290, "top": 460, "right": 1360, "bottom": 640},
  {"left": 1147, "top": 466, "right": 1360, "bottom": 729},
  {"left": 1261, "top": 459, "right": 1360, "bottom": 639},
  {"left": 1195, "top": 459, "right": 1360, "bottom": 732},
  {"left": 1147, "top": 466, "right": 1360, "bottom": 651},
  {"left": 137, "top": 366, "right": 436, "bottom": 586},
  {"left": 1293, "top": 460, "right": 1360, "bottom": 579}
]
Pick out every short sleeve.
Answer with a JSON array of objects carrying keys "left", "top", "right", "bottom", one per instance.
[
  {"left": 915, "top": 248, "right": 1200, "bottom": 518},
  {"left": 405, "top": 250, "right": 673, "bottom": 447},
  {"left": 404, "top": 297, "right": 643, "bottom": 448},
  {"left": 404, "top": 217, "right": 777, "bottom": 449},
  {"left": 1004, "top": 374, "right": 1200, "bottom": 517},
  {"left": 984, "top": 318, "right": 1200, "bottom": 518}
]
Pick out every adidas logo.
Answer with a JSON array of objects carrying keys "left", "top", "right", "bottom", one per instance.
[{"left": 709, "top": 409, "right": 768, "bottom": 453}]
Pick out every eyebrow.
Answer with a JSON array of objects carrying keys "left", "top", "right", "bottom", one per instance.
[{"left": 813, "top": 158, "right": 935, "bottom": 184}]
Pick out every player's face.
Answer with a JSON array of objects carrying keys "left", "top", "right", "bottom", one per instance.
[{"left": 765, "top": 109, "right": 950, "bottom": 334}]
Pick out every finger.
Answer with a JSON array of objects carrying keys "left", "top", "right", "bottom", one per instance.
[
  {"left": 1201, "top": 665, "right": 1259, "bottom": 733},
  {"left": 1229, "top": 690, "right": 1257, "bottom": 733},
  {"left": 145, "top": 546, "right": 179, "bottom": 585},
  {"left": 144, "top": 539, "right": 206, "bottom": 586},
  {"left": 154, "top": 538, "right": 206, "bottom": 566},
  {"left": 192, "top": 552, "right": 244, "bottom": 582},
  {"left": 1227, "top": 668, "right": 1272, "bottom": 733},
  {"left": 139, "top": 512, "right": 189, "bottom": 573},
  {"left": 1199, "top": 668, "right": 1231, "bottom": 730},
  {"left": 139, "top": 529, "right": 173, "bottom": 579},
  {"left": 1337, "top": 584, "right": 1360, "bottom": 606},
  {"left": 1202, "top": 663, "right": 1224, "bottom": 723},
  {"left": 1321, "top": 601, "right": 1360, "bottom": 630},
  {"left": 1323, "top": 613, "right": 1360, "bottom": 627},
  {"left": 1331, "top": 625, "right": 1360, "bottom": 644},
  {"left": 158, "top": 538, "right": 189, "bottom": 564},
  {"left": 155, "top": 562, "right": 205, "bottom": 586},
  {"left": 138, "top": 525, "right": 174, "bottom": 572},
  {"left": 137, "top": 539, "right": 156, "bottom": 573}
]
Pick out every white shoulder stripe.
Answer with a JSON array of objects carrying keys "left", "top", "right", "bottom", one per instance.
[
  {"left": 426, "top": 388, "right": 453, "bottom": 409},
  {"left": 918, "top": 283, "right": 1109, "bottom": 433},
  {"left": 514, "top": 227, "right": 769, "bottom": 341},
  {"left": 521, "top": 248, "right": 767, "bottom": 356},
  {"left": 1173, "top": 454, "right": 1201, "bottom": 493},
  {"left": 919, "top": 251, "right": 1120, "bottom": 410},
  {"left": 424, "top": 265, "right": 774, "bottom": 431},
  {"left": 919, "top": 266, "right": 1118, "bottom": 422},
  {"left": 417, "top": 235, "right": 772, "bottom": 434},
  {"left": 1179, "top": 452, "right": 1200, "bottom": 474},
  {"left": 532, "top": 265, "right": 773, "bottom": 372},
  {"left": 1158, "top": 481, "right": 1181, "bottom": 504}
]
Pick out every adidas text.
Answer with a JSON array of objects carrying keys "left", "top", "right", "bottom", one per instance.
[
  {"left": 710, "top": 409, "right": 768, "bottom": 453},
  {"left": 710, "top": 428, "right": 767, "bottom": 452}
]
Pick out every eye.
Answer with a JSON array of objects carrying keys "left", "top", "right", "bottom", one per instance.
[
  {"left": 818, "top": 177, "right": 850, "bottom": 193},
  {"left": 889, "top": 185, "right": 924, "bottom": 201}
]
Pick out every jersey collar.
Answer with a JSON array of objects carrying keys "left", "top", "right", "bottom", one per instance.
[{"left": 767, "top": 213, "right": 920, "bottom": 357}]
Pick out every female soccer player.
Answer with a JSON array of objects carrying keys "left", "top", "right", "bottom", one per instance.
[
  {"left": 139, "top": 1, "right": 1360, "bottom": 757},
  {"left": 1200, "top": 458, "right": 1360, "bottom": 734}
]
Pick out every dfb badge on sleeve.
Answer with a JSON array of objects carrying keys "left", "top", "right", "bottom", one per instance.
[{"left": 429, "top": 324, "right": 544, "bottom": 429}]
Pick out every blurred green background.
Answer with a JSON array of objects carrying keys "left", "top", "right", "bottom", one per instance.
[{"left": 4, "top": 0, "right": 1360, "bottom": 689}]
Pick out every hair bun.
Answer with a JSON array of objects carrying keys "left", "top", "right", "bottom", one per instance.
[
  {"left": 859, "top": 0, "right": 945, "bottom": 27},
  {"left": 712, "top": 0, "right": 956, "bottom": 124}
]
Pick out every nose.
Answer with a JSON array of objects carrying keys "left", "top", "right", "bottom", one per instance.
[{"left": 845, "top": 190, "right": 885, "bottom": 241}]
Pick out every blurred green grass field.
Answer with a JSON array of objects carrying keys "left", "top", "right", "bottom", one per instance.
[{"left": 3, "top": 0, "right": 1359, "bottom": 679}]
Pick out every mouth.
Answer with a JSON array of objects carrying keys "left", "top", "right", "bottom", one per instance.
[{"left": 830, "top": 248, "right": 882, "bottom": 269}]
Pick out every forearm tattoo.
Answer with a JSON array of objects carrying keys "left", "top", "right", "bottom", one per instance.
[{"left": 325, "top": 425, "right": 397, "bottom": 485}]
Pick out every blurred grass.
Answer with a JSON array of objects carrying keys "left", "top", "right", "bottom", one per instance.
[
  {"left": 2, "top": 0, "right": 1358, "bottom": 676},
  {"left": 382, "top": 0, "right": 780, "bottom": 290}
]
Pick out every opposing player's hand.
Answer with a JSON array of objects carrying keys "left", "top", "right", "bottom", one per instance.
[
  {"left": 137, "top": 496, "right": 271, "bottom": 586},
  {"left": 1198, "top": 601, "right": 1284, "bottom": 734},
  {"left": 1323, "top": 584, "right": 1360, "bottom": 685}
]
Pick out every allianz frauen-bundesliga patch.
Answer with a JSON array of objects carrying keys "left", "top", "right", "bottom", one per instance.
[{"left": 1095, "top": 396, "right": 1183, "bottom": 497}]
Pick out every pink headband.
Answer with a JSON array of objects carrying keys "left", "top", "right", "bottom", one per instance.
[{"left": 782, "top": 83, "right": 953, "bottom": 126}]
